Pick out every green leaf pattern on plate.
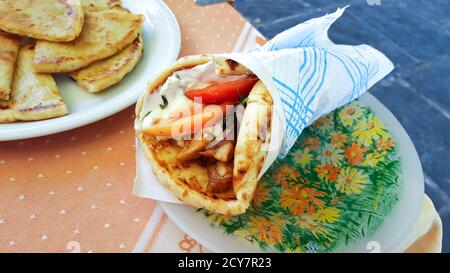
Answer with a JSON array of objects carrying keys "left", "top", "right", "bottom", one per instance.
[{"left": 200, "top": 101, "right": 401, "bottom": 252}]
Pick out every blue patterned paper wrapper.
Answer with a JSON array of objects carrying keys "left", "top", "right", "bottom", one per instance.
[
  {"left": 134, "top": 7, "right": 394, "bottom": 204},
  {"left": 216, "top": 7, "right": 394, "bottom": 177}
]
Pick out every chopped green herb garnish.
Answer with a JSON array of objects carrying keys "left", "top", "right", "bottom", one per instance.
[
  {"left": 237, "top": 88, "right": 248, "bottom": 106},
  {"left": 160, "top": 95, "right": 169, "bottom": 109},
  {"left": 142, "top": 110, "right": 152, "bottom": 119}
]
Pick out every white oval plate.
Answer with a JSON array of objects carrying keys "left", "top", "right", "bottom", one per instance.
[
  {"left": 159, "top": 93, "right": 424, "bottom": 253},
  {"left": 0, "top": 0, "right": 180, "bottom": 141}
]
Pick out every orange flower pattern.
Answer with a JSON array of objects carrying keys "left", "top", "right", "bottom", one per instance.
[
  {"left": 316, "top": 163, "right": 340, "bottom": 182},
  {"left": 302, "top": 136, "right": 320, "bottom": 151},
  {"left": 345, "top": 142, "right": 367, "bottom": 165},
  {"left": 201, "top": 101, "right": 401, "bottom": 253},
  {"left": 252, "top": 179, "right": 270, "bottom": 210},
  {"left": 376, "top": 138, "right": 394, "bottom": 152},
  {"left": 330, "top": 132, "right": 348, "bottom": 148},
  {"left": 280, "top": 185, "right": 325, "bottom": 215},
  {"left": 274, "top": 164, "right": 300, "bottom": 186},
  {"left": 240, "top": 216, "right": 284, "bottom": 246}
]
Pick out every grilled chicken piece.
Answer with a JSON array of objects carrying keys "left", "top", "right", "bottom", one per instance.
[
  {"left": 177, "top": 139, "right": 210, "bottom": 161},
  {"left": 200, "top": 141, "right": 235, "bottom": 162},
  {"left": 207, "top": 161, "right": 233, "bottom": 193}
]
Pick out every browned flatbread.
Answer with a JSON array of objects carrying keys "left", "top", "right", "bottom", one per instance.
[
  {"left": 81, "top": 0, "right": 122, "bottom": 12},
  {"left": 0, "top": 46, "right": 69, "bottom": 123},
  {"left": 135, "top": 55, "right": 273, "bottom": 216},
  {"left": 0, "top": 0, "right": 84, "bottom": 42},
  {"left": 0, "top": 32, "right": 20, "bottom": 101},
  {"left": 33, "top": 8, "right": 143, "bottom": 73},
  {"left": 70, "top": 33, "right": 144, "bottom": 92}
]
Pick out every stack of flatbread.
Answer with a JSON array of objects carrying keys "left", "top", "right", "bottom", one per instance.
[{"left": 0, "top": 0, "right": 144, "bottom": 123}]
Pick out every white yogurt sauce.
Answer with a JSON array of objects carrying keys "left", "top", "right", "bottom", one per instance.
[{"left": 136, "top": 61, "right": 244, "bottom": 133}]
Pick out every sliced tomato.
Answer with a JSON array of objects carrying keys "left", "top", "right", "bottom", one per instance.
[{"left": 185, "top": 78, "right": 258, "bottom": 104}]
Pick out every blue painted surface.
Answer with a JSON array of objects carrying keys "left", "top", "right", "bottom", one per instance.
[{"left": 234, "top": 0, "right": 450, "bottom": 252}]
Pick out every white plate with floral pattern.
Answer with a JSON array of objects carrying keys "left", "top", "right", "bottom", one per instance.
[{"left": 160, "top": 92, "right": 424, "bottom": 253}]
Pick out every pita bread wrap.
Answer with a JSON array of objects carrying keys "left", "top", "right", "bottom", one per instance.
[
  {"left": 134, "top": 8, "right": 395, "bottom": 218},
  {"left": 135, "top": 55, "right": 273, "bottom": 216}
]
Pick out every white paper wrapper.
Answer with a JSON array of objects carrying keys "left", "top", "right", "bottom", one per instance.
[{"left": 133, "top": 7, "right": 394, "bottom": 204}]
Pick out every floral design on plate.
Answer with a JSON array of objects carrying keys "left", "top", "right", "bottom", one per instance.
[{"left": 200, "top": 101, "right": 402, "bottom": 252}]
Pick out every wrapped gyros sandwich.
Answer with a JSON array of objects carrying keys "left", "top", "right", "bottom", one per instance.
[
  {"left": 135, "top": 55, "right": 274, "bottom": 216},
  {"left": 134, "top": 8, "right": 395, "bottom": 217}
]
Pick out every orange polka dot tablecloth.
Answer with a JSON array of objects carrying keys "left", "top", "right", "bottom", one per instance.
[
  {"left": 0, "top": 0, "right": 258, "bottom": 253},
  {"left": 0, "top": 0, "right": 443, "bottom": 253}
]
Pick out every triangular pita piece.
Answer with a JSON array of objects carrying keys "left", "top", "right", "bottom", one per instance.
[
  {"left": 0, "top": 32, "right": 20, "bottom": 100},
  {"left": 0, "top": 0, "right": 84, "bottom": 42},
  {"left": 34, "top": 8, "right": 143, "bottom": 73},
  {"left": 81, "top": 0, "right": 122, "bottom": 12},
  {"left": 0, "top": 46, "right": 69, "bottom": 123},
  {"left": 71, "top": 33, "right": 144, "bottom": 93}
]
